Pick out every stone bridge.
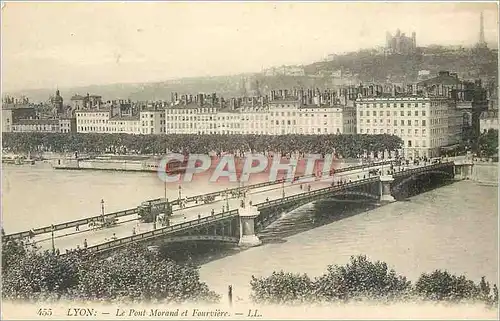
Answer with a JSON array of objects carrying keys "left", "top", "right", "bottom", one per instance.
[{"left": 74, "top": 161, "right": 469, "bottom": 255}]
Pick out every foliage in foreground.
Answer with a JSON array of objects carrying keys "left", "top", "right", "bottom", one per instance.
[
  {"left": 250, "top": 255, "right": 498, "bottom": 307},
  {"left": 2, "top": 240, "right": 220, "bottom": 303}
]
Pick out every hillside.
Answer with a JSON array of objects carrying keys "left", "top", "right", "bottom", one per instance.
[{"left": 5, "top": 46, "right": 498, "bottom": 103}]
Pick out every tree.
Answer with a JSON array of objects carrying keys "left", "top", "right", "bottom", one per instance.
[
  {"left": 314, "top": 255, "right": 411, "bottom": 302},
  {"left": 414, "top": 270, "right": 480, "bottom": 302},
  {"left": 478, "top": 129, "right": 498, "bottom": 158},
  {"left": 250, "top": 271, "right": 314, "bottom": 305}
]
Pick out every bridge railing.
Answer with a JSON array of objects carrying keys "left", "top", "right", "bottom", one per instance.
[
  {"left": 82, "top": 209, "right": 239, "bottom": 254},
  {"left": 2, "top": 159, "right": 394, "bottom": 241},
  {"left": 392, "top": 162, "right": 454, "bottom": 178},
  {"left": 256, "top": 177, "right": 379, "bottom": 209},
  {"left": 3, "top": 208, "right": 139, "bottom": 241}
]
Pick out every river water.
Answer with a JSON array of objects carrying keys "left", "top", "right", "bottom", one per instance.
[{"left": 1, "top": 163, "right": 498, "bottom": 307}]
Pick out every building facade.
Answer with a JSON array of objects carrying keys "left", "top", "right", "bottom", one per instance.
[
  {"left": 1, "top": 105, "right": 37, "bottom": 133},
  {"left": 164, "top": 97, "right": 356, "bottom": 136},
  {"left": 356, "top": 96, "right": 462, "bottom": 158},
  {"left": 76, "top": 108, "right": 164, "bottom": 135}
]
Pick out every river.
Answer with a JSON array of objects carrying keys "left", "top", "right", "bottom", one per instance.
[{"left": 1, "top": 163, "right": 498, "bottom": 309}]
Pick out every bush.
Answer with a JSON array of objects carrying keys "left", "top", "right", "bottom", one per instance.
[
  {"left": 2, "top": 244, "right": 219, "bottom": 304},
  {"left": 250, "top": 271, "right": 314, "bottom": 305},
  {"left": 314, "top": 255, "right": 411, "bottom": 302},
  {"left": 2, "top": 250, "right": 81, "bottom": 300},
  {"left": 414, "top": 270, "right": 498, "bottom": 305}
]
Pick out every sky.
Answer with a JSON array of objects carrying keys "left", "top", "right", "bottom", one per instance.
[{"left": 1, "top": 1, "right": 498, "bottom": 92}]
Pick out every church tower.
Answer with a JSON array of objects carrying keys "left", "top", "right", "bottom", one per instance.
[{"left": 52, "top": 89, "right": 64, "bottom": 115}]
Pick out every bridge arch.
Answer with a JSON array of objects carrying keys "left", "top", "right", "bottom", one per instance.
[{"left": 392, "top": 170, "right": 454, "bottom": 192}]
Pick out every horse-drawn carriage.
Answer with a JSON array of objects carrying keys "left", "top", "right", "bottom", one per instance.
[
  {"left": 202, "top": 195, "right": 216, "bottom": 204},
  {"left": 89, "top": 217, "right": 118, "bottom": 230}
]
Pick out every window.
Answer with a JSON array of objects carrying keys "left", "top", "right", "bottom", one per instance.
[
  {"left": 400, "top": 103, "right": 404, "bottom": 108},
  {"left": 386, "top": 111, "right": 390, "bottom": 116},
  {"left": 394, "top": 120, "right": 397, "bottom": 126},
  {"left": 422, "top": 129, "right": 426, "bottom": 135},
  {"left": 408, "top": 120, "right": 412, "bottom": 126},
  {"left": 407, "top": 111, "right": 411, "bottom": 116},
  {"left": 400, "top": 111, "right": 404, "bottom": 116},
  {"left": 415, "top": 120, "right": 419, "bottom": 126},
  {"left": 408, "top": 140, "right": 412, "bottom": 147},
  {"left": 360, "top": 111, "right": 364, "bottom": 116},
  {"left": 415, "top": 111, "right": 419, "bottom": 116},
  {"left": 422, "top": 120, "right": 426, "bottom": 126},
  {"left": 400, "top": 120, "right": 404, "bottom": 125},
  {"left": 379, "top": 111, "right": 383, "bottom": 116},
  {"left": 422, "top": 111, "right": 426, "bottom": 116}
]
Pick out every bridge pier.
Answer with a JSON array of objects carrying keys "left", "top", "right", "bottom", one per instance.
[
  {"left": 238, "top": 204, "right": 262, "bottom": 248},
  {"left": 379, "top": 175, "right": 395, "bottom": 202},
  {"left": 455, "top": 162, "right": 473, "bottom": 180}
]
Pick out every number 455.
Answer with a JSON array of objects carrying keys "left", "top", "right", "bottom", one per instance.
[{"left": 37, "top": 309, "right": 53, "bottom": 316}]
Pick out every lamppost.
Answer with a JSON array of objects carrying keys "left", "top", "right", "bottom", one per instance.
[
  {"left": 100, "top": 199, "right": 105, "bottom": 223},
  {"left": 225, "top": 188, "right": 229, "bottom": 211},
  {"left": 178, "top": 185, "right": 182, "bottom": 201},
  {"left": 51, "top": 224, "right": 55, "bottom": 254},
  {"left": 282, "top": 177, "right": 285, "bottom": 199}
]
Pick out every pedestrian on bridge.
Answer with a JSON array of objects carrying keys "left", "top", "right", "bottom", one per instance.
[
  {"left": 300, "top": 183, "right": 303, "bottom": 190},
  {"left": 132, "top": 227, "right": 136, "bottom": 235},
  {"left": 75, "top": 224, "right": 80, "bottom": 232},
  {"left": 84, "top": 239, "right": 88, "bottom": 249},
  {"left": 307, "top": 185, "right": 311, "bottom": 192},
  {"left": 198, "top": 214, "right": 201, "bottom": 221},
  {"left": 211, "top": 209, "right": 215, "bottom": 216}
]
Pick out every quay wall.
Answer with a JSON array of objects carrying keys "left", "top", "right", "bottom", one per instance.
[{"left": 472, "top": 163, "right": 498, "bottom": 185}]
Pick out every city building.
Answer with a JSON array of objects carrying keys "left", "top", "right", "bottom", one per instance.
[
  {"left": 76, "top": 100, "right": 165, "bottom": 135},
  {"left": 70, "top": 93, "right": 103, "bottom": 111},
  {"left": 1, "top": 98, "right": 37, "bottom": 133},
  {"left": 356, "top": 96, "right": 461, "bottom": 158},
  {"left": 263, "top": 65, "right": 305, "bottom": 77},
  {"left": 165, "top": 90, "right": 356, "bottom": 136},
  {"left": 12, "top": 119, "right": 60, "bottom": 133},
  {"left": 480, "top": 110, "right": 499, "bottom": 132},
  {"left": 385, "top": 29, "right": 417, "bottom": 55},
  {"left": 356, "top": 71, "right": 484, "bottom": 158}
]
